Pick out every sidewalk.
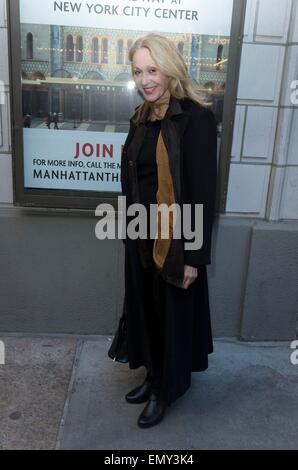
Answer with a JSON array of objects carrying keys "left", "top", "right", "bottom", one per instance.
[{"left": 0, "top": 334, "right": 297, "bottom": 450}]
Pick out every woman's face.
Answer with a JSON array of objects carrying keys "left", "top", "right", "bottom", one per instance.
[{"left": 132, "top": 47, "right": 170, "bottom": 103}]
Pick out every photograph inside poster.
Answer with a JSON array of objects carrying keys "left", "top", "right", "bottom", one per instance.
[
  {"left": 21, "top": 26, "right": 229, "bottom": 133},
  {"left": 19, "top": 0, "right": 233, "bottom": 192}
]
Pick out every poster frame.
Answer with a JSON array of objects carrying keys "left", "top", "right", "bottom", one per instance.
[{"left": 8, "top": 0, "right": 247, "bottom": 211}]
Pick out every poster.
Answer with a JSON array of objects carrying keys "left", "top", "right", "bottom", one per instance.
[{"left": 20, "top": 0, "right": 234, "bottom": 192}]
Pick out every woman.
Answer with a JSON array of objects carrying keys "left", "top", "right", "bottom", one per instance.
[{"left": 110, "top": 34, "right": 218, "bottom": 429}]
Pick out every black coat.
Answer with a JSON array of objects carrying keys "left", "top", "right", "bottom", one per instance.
[
  {"left": 121, "top": 97, "right": 218, "bottom": 283},
  {"left": 120, "top": 97, "right": 218, "bottom": 404}
]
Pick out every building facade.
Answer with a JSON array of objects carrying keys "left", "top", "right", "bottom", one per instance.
[{"left": 0, "top": 0, "right": 297, "bottom": 340}]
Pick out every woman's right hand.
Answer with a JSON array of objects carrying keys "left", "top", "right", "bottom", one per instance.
[{"left": 182, "top": 265, "right": 198, "bottom": 289}]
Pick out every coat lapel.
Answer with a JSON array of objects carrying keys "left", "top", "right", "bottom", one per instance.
[{"left": 161, "top": 98, "right": 190, "bottom": 203}]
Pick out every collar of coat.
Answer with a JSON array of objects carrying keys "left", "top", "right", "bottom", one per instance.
[{"left": 130, "top": 96, "right": 191, "bottom": 125}]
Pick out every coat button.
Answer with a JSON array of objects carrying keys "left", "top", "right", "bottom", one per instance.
[{"left": 129, "top": 160, "right": 134, "bottom": 167}]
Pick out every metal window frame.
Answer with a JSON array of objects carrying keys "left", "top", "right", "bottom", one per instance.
[
  {"left": 8, "top": 0, "right": 247, "bottom": 211},
  {"left": 217, "top": 0, "right": 247, "bottom": 212}
]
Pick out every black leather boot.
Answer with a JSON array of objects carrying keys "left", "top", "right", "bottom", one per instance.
[
  {"left": 125, "top": 375, "right": 153, "bottom": 404},
  {"left": 137, "top": 392, "right": 169, "bottom": 428}
]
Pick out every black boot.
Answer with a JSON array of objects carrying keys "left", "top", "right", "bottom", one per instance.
[
  {"left": 137, "top": 392, "right": 169, "bottom": 428},
  {"left": 125, "top": 375, "right": 153, "bottom": 404}
]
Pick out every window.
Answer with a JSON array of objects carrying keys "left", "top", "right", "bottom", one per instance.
[
  {"left": 216, "top": 44, "right": 224, "bottom": 70},
  {"left": 177, "top": 41, "right": 184, "bottom": 55},
  {"left": 91, "top": 37, "right": 99, "bottom": 63},
  {"left": 26, "top": 32, "right": 33, "bottom": 60},
  {"left": 101, "top": 38, "right": 108, "bottom": 64},
  {"left": 12, "top": 0, "right": 245, "bottom": 210},
  {"left": 126, "top": 39, "right": 133, "bottom": 64},
  {"left": 66, "top": 34, "right": 74, "bottom": 62},
  {"left": 117, "top": 39, "right": 124, "bottom": 64},
  {"left": 76, "top": 35, "right": 83, "bottom": 62}
]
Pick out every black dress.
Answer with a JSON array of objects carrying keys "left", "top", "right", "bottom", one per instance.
[
  {"left": 124, "top": 119, "right": 213, "bottom": 404},
  {"left": 136, "top": 119, "right": 160, "bottom": 241}
]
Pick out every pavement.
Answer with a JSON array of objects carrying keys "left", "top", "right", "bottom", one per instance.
[{"left": 0, "top": 334, "right": 297, "bottom": 450}]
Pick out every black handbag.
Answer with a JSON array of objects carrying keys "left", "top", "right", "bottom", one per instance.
[{"left": 108, "top": 299, "right": 129, "bottom": 363}]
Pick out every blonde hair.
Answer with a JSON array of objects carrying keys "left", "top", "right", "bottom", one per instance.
[{"left": 129, "top": 33, "right": 204, "bottom": 122}]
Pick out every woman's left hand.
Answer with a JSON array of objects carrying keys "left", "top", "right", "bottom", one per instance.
[{"left": 182, "top": 265, "right": 198, "bottom": 289}]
